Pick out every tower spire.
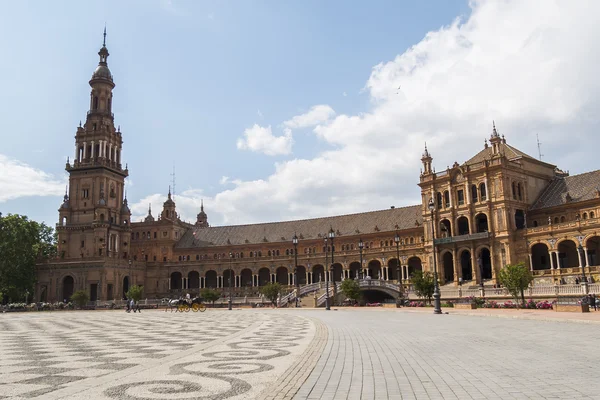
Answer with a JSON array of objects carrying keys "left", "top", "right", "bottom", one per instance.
[
  {"left": 103, "top": 25, "right": 106, "bottom": 47},
  {"left": 201, "top": 199, "right": 204, "bottom": 212}
]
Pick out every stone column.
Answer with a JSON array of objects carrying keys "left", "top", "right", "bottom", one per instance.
[
  {"left": 584, "top": 247, "right": 590, "bottom": 267},
  {"left": 83, "top": 141, "right": 87, "bottom": 159},
  {"left": 471, "top": 247, "right": 479, "bottom": 284},
  {"left": 452, "top": 248, "right": 459, "bottom": 284},
  {"left": 75, "top": 144, "right": 79, "bottom": 161},
  {"left": 528, "top": 253, "right": 533, "bottom": 271},
  {"left": 91, "top": 141, "right": 95, "bottom": 157},
  {"left": 550, "top": 251, "right": 556, "bottom": 269}
]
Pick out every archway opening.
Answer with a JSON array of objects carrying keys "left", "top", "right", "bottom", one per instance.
[
  {"left": 240, "top": 269, "right": 253, "bottom": 287},
  {"left": 349, "top": 261, "right": 361, "bottom": 279},
  {"left": 296, "top": 265, "right": 307, "bottom": 285},
  {"left": 312, "top": 265, "right": 324, "bottom": 283},
  {"left": 442, "top": 252, "right": 454, "bottom": 283},
  {"left": 460, "top": 250, "right": 472, "bottom": 281},
  {"left": 122, "top": 276, "right": 130, "bottom": 299},
  {"left": 205, "top": 270, "right": 217, "bottom": 288},
  {"left": 169, "top": 272, "right": 181, "bottom": 291},
  {"left": 62, "top": 276, "right": 74, "bottom": 302},
  {"left": 258, "top": 268, "right": 270, "bottom": 286},
  {"left": 475, "top": 213, "right": 489, "bottom": 233},
  {"left": 276, "top": 267, "right": 289, "bottom": 285},
  {"left": 586, "top": 236, "right": 599, "bottom": 266},
  {"left": 457, "top": 217, "right": 470, "bottom": 236},
  {"left": 368, "top": 260, "right": 382, "bottom": 279},
  {"left": 531, "top": 243, "right": 550, "bottom": 270},
  {"left": 188, "top": 271, "right": 200, "bottom": 289},
  {"left": 407, "top": 257, "right": 422, "bottom": 277},
  {"left": 388, "top": 259, "right": 400, "bottom": 280},
  {"left": 440, "top": 219, "right": 452, "bottom": 237},
  {"left": 361, "top": 290, "right": 396, "bottom": 304},
  {"left": 223, "top": 270, "right": 234, "bottom": 289},
  {"left": 479, "top": 248, "right": 492, "bottom": 280},
  {"left": 558, "top": 240, "right": 579, "bottom": 268},
  {"left": 332, "top": 263, "right": 343, "bottom": 282}
]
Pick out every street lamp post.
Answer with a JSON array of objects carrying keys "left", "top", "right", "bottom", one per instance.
[
  {"left": 324, "top": 236, "right": 330, "bottom": 310},
  {"left": 394, "top": 230, "right": 401, "bottom": 284},
  {"left": 358, "top": 238, "right": 364, "bottom": 279},
  {"left": 329, "top": 228, "right": 336, "bottom": 306},
  {"left": 428, "top": 198, "right": 442, "bottom": 314},
  {"left": 292, "top": 233, "right": 299, "bottom": 307},
  {"left": 578, "top": 244, "right": 588, "bottom": 283},
  {"left": 228, "top": 252, "right": 233, "bottom": 310}
]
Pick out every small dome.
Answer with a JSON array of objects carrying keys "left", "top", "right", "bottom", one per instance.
[
  {"left": 60, "top": 194, "right": 70, "bottom": 209},
  {"left": 92, "top": 65, "right": 112, "bottom": 80}
]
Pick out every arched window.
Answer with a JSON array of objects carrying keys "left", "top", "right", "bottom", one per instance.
[
  {"left": 591, "top": 212, "right": 595, "bottom": 219},
  {"left": 196, "top": 255, "right": 199, "bottom": 260},
  {"left": 554, "top": 217, "right": 559, "bottom": 224},
  {"left": 437, "top": 192, "right": 443, "bottom": 209},
  {"left": 142, "top": 232, "right": 146, "bottom": 239},
  {"left": 240, "top": 252, "right": 244, "bottom": 258},
  {"left": 517, "top": 183, "right": 523, "bottom": 200},
  {"left": 286, "top": 249, "right": 289, "bottom": 255},
  {"left": 583, "top": 213, "right": 588, "bottom": 220},
  {"left": 533, "top": 220, "right": 538, "bottom": 227},
  {"left": 444, "top": 191, "right": 450, "bottom": 208},
  {"left": 350, "top": 244, "right": 354, "bottom": 250},
  {"left": 471, "top": 184, "right": 478, "bottom": 203},
  {"left": 479, "top": 183, "right": 487, "bottom": 201},
  {"left": 258, "top": 251, "right": 262, "bottom": 257},
  {"left": 276, "top": 250, "right": 280, "bottom": 256},
  {"left": 186, "top": 255, "right": 190, "bottom": 261},
  {"left": 93, "top": 96, "right": 98, "bottom": 110},
  {"left": 560, "top": 216, "right": 566, "bottom": 223},
  {"left": 268, "top": 250, "right": 271, "bottom": 256},
  {"left": 385, "top": 240, "right": 389, "bottom": 247},
  {"left": 409, "top": 237, "right": 414, "bottom": 244},
  {"left": 512, "top": 182, "right": 517, "bottom": 200}
]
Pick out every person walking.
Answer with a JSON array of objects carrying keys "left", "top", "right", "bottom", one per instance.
[{"left": 126, "top": 298, "right": 131, "bottom": 313}]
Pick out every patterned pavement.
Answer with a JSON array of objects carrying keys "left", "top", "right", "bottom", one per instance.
[{"left": 2, "top": 308, "right": 600, "bottom": 399}]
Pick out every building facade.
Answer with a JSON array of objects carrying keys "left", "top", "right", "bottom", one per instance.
[{"left": 35, "top": 40, "right": 600, "bottom": 303}]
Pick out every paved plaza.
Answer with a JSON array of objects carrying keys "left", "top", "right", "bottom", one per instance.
[{"left": 1, "top": 309, "right": 600, "bottom": 399}]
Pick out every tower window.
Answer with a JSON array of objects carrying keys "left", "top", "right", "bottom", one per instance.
[
  {"left": 81, "top": 240, "right": 85, "bottom": 248},
  {"left": 93, "top": 96, "right": 98, "bottom": 110},
  {"left": 457, "top": 189, "right": 465, "bottom": 205}
]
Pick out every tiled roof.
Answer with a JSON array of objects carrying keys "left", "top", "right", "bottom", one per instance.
[
  {"left": 466, "top": 142, "right": 540, "bottom": 165},
  {"left": 530, "top": 169, "right": 600, "bottom": 210},
  {"left": 176, "top": 205, "right": 423, "bottom": 248}
]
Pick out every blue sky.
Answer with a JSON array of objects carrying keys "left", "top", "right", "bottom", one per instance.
[{"left": 1, "top": 0, "right": 599, "bottom": 227}]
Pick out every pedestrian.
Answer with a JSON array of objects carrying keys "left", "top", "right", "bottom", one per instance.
[
  {"left": 130, "top": 298, "right": 135, "bottom": 313},
  {"left": 126, "top": 299, "right": 131, "bottom": 313},
  {"left": 592, "top": 294, "right": 597, "bottom": 311}
]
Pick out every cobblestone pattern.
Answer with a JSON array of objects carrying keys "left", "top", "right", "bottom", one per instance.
[
  {"left": 257, "top": 317, "right": 328, "bottom": 400},
  {"left": 294, "top": 309, "right": 600, "bottom": 400},
  {"left": 0, "top": 310, "right": 314, "bottom": 399}
]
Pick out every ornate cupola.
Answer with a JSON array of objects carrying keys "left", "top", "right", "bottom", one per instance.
[
  {"left": 161, "top": 187, "right": 177, "bottom": 220},
  {"left": 144, "top": 204, "right": 155, "bottom": 223},
  {"left": 421, "top": 143, "right": 433, "bottom": 175},
  {"left": 195, "top": 199, "right": 209, "bottom": 227}
]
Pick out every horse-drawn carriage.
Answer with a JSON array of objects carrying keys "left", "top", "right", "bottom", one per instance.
[{"left": 166, "top": 297, "right": 206, "bottom": 312}]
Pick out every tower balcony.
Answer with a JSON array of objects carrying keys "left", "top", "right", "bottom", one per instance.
[
  {"left": 87, "top": 109, "right": 114, "bottom": 119},
  {"left": 433, "top": 231, "right": 490, "bottom": 245},
  {"left": 68, "top": 157, "right": 128, "bottom": 176}
]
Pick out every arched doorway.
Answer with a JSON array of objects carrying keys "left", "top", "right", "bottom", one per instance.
[
  {"left": 169, "top": 272, "right": 181, "bottom": 290},
  {"left": 368, "top": 260, "right": 381, "bottom": 279},
  {"left": 62, "top": 276, "right": 74, "bottom": 302},
  {"left": 457, "top": 216, "right": 469, "bottom": 235},
  {"left": 312, "top": 265, "right": 324, "bottom": 283},
  {"left": 586, "top": 236, "right": 599, "bottom": 266},
  {"left": 558, "top": 240, "right": 579, "bottom": 269},
  {"left": 240, "top": 268, "right": 253, "bottom": 287},
  {"left": 407, "top": 257, "right": 422, "bottom": 277},
  {"left": 332, "top": 263, "right": 343, "bottom": 282},
  {"left": 479, "top": 248, "right": 492, "bottom": 280},
  {"left": 296, "top": 265, "right": 307, "bottom": 285},
  {"left": 205, "top": 270, "right": 217, "bottom": 288},
  {"left": 475, "top": 213, "right": 489, "bottom": 233},
  {"left": 258, "top": 268, "right": 271, "bottom": 286},
  {"left": 440, "top": 219, "right": 452, "bottom": 237},
  {"left": 123, "top": 276, "right": 130, "bottom": 298},
  {"left": 349, "top": 261, "right": 361, "bottom": 279},
  {"left": 188, "top": 271, "right": 200, "bottom": 289},
  {"left": 276, "top": 267, "right": 289, "bottom": 285},
  {"left": 442, "top": 252, "right": 454, "bottom": 283},
  {"left": 531, "top": 243, "right": 550, "bottom": 270},
  {"left": 460, "top": 250, "right": 472, "bottom": 281},
  {"left": 388, "top": 259, "right": 400, "bottom": 280}
]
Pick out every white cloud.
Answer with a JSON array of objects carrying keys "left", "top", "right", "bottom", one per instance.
[
  {"left": 342, "top": 92, "right": 347, "bottom": 97},
  {"left": 236, "top": 124, "right": 293, "bottom": 156},
  {"left": 132, "top": 1, "right": 600, "bottom": 226},
  {"left": 283, "top": 105, "right": 336, "bottom": 129},
  {"left": 0, "top": 154, "right": 65, "bottom": 202}
]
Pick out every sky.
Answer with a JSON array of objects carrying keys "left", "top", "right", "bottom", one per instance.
[{"left": 1, "top": 0, "right": 599, "bottom": 228}]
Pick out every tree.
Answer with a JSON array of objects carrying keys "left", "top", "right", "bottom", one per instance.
[
  {"left": 411, "top": 270, "right": 435, "bottom": 304},
  {"left": 126, "top": 285, "right": 144, "bottom": 302},
  {"left": 340, "top": 279, "right": 361, "bottom": 304},
  {"left": 0, "top": 213, "right": 56, "bottom": 303},
  {"left": 70, "top": 290, "right": 89, "bottom": 309},
  {"left": 497, "top": 263, "right": 533, "bottom": 307},
  {"left": 201, "top": 288, "right": 220, "bottom": 306},
  {"left": 259, "top": 282, "right": 282, "bottom": 307}
]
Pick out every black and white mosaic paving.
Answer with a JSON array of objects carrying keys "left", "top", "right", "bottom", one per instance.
[{"left": 0, "top": 310, "right": 314, "bottom": 399}]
